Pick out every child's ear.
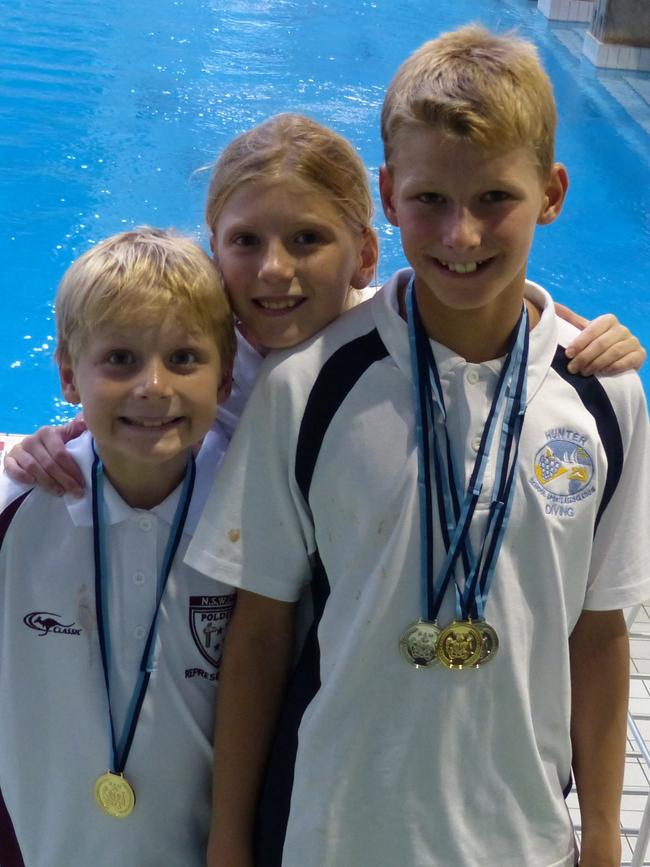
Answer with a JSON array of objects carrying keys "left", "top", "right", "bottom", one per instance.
[
  {"left": 379, "top": 165, "right": 400, "bottom": 227},
  {"left": 218, "top": 367, "right": 233, "bottom": 404},
  {"left": 58, "top": 356, "right": 81, "bottom": 405},
  {"left": 537, "top": 163, "right": 569, "bottom": 226},
  {"left": 351, "top": 229, "right": 379, "bottom": 290}
]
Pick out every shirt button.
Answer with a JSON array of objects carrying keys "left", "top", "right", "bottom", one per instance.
[
  {"left": 134, "top": 625, "right": 146, "bottom": 640},
  {"left": 471, "top": 436, "right": 482, "bottom": 453},
  {"left": 133, "top": 571, "right": 145, "bottom": 585},
  {"left": 466, "top": 369, "right": 480, "bottom": 385},
  {"left": 138, "top": 516, "right": 153, "bottom": 531}
]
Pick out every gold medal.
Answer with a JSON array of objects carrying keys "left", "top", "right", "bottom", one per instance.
[
  {"left": 436, "top": 620, "right": 483, "bottom": 670},
  {"left": 399, "top": 620, "right": 441, "bottom": 668},
  {"left": 477, "top": 621, "right": 499, "bottom": 666},
  {"left": 94, "top": 771, "right": 135, "bottom": 818}
]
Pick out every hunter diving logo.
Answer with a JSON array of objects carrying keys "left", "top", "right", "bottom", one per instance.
[
  {"left": 529, "top": 430, "right": 596, "bottom": 518},
  {"left": 187, "top": 594, "right": 235, "bottom": 677},
  {"left": 23, "top": 611, "right": 82, "bottom": 637}
]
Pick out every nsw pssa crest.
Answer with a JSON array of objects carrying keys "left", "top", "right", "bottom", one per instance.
[
  {"left": 529, "top": 429, "right": 596, "bottom": 518},
  {"left": 187, "top": 594, "right": 235, "bottom": 680}
]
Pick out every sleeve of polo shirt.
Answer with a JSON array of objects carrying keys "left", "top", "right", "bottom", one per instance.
[
  {"left": 584, "top": 373, "right": 650, "bottom": 610},
  {"left": 0, "top": 477, "right": 34, "bottom": 652},
  {"left": 0, "top": 475, "right": 33, "bottom": 542},
  {"left": 186, "top": 357, "right": 316, "bottom": 603}
]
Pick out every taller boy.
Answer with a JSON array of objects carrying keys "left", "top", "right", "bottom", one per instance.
[{"left": 191, "top": 26, "right": 650, "bottom": 867}]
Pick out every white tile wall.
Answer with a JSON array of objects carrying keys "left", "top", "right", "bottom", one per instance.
[
  {"left": 583, "top": 30, "right": 650, "bottom": 70},
  {"left": 538, "top": 0, "right": 593, "bottom": 22}
]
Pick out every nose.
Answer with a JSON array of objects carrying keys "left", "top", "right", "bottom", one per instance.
[
  {"left": 258, "top": 239, "right": 295, "bottom": 286},
  {"left": 133, "top": 357, "right": 173, "bottom": 399},
  {"left": 441, "top": 206, "right": 481, "bottom": 251}
]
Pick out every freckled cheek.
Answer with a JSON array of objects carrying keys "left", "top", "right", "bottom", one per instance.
[
  {"left": 84, "top": 382, "right": 120, "bottom": 408},
  {"left": 400, "top": 215, "right": 433, "bottom": 243},
  {"left": 219, "top": 259, "right": 252, "bottom": 302}
]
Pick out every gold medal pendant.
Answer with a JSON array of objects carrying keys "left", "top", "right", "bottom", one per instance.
[
  {"left": 94, "top": 771, "right": 136, "bottom": 818},
  {"left": 477, "top": 621, "right": 499, "bottom": 666},
  {"left": 436, "top": 620, "right": 483, "bottom": 670},
  {"left": 399, "top": 620, "right": 441, "bottom": 669}
]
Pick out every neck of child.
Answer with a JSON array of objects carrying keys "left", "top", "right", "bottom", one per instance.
[
  {"left": 237, "top": 321, "right": 269, "bottom": 357},
  {"left": 97, "top": 449, "right": 190, "bottom": 510},
  {"left": 409, "top": 278, "right": 540, "bottom": 363}
]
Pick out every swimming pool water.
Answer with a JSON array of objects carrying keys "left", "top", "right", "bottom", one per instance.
[{"left": 1, "top": 0, "right": 649, "bottom": 431}]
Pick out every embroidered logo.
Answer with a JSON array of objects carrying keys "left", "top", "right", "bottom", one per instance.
[
  {"left": 529, "top": 430, "right": 596, "bottom": 518},
  {"left": 187, "top": 594, "right": 235, "bottom": 676},
  {"left": 23, "top": 611, "right": 82, "bottom": 637}
]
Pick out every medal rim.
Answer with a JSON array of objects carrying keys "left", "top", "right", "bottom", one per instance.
[
  {"left": 94, "top": 771, "right": 136, "bottom": 818},
  {"left": 436, "top": 620, "right": 483, "bottom": 670},
  {"left": 477, "top": 620, "right": 499, "bottom": 666},
  {"left": 399, "top": 620, "right": 441, "bottom": 669}
]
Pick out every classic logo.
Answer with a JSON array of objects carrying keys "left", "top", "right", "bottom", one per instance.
[
  {"left": 529, "top": 430, "right": 596, "bottom": 518},
  {"left": 188, "top": 594, "right": 235, "bottom": 671},
  {"left": 23, "top": 611, "right": 82, "bottom": 636}
]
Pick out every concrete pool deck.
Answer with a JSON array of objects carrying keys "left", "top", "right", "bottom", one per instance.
[{"left": 546, "top": 19, "right": 650, "bottom": 138}]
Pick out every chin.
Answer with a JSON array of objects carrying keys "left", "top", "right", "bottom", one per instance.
[
  {"left": 261, "top": 330, "right": 307, "bottom": 351},
  {"left": 431, "top": 293, "right": 497, "bottom": 312}
]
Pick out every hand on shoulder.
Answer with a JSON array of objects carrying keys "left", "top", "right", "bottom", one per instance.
[
  {"left": 3, "top": 417, "right": 87, "bottom": 497},
  {"left": 555, "top": 304, "right": 646, "bottom": 376}
]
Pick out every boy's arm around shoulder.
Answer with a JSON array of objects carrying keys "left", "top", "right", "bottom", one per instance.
[
  {"left": 3, "top": 417, "right": 87, "bottom": 497},
  {"left": 206, "top": 588, "right": 296, "bottom": 867},
  {"left": 556, "top": 304, "right": 646, "bottom": 376}
]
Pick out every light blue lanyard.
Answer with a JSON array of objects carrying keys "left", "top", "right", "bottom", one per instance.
[
  {"left": 406, "top": 275, "right": 529, "bottom": 622},
  {"left": 91, "top": 444, "right": 196, "bottom": 776}
]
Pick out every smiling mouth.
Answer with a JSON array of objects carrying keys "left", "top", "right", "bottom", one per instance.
[
  {"left": 254, "top": 297, "right": 306, "bottom": 312},
  {"left": 120, "top": 417, "right": 183, "bottom": 430},
  {"left": 434, "top": 257, "right": 493, "bottom": 274}
]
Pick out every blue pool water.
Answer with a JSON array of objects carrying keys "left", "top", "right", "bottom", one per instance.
[{"left": 1, "top": 0, "right": 649, "bottom": 432}]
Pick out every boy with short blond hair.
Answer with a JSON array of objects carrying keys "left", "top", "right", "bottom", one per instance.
[
  {"left": 190, "top": 26, "right": 650, "bottom": 867},
  {"left": 380, "top": 24, "right": 558, "bottom": 175},
  {"left": 0, "top": 228, "right": 237, "bottom": 866}
]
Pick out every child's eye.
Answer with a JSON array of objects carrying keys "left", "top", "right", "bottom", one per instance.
[
  {"left": 417, "top": 192, "right": 445, "bottom": 205},
  {"left": 294, "top": 231, "right": 321, "bottom": 245},
  {"left": 482, "top": 190, "right": 511, "bottom": 203},
  {"left": 169, "top": 349, "right": 198, "bottom": 366},
  {"left": 232, "top": 233, "right": 259, "bottom": 247},
  {"left": 105, "top": 349, "right": 135, "bottom": 366}
]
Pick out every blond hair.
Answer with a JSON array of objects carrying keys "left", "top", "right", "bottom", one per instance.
[
  {"left": 205, "top": 113, "right": 374, "bottom": 236},
  {"left": 381, "top": 25, "right": 557, "bottom": 176},
  {"left": 55, "top": 227, "right": 236, "bottom": 368}
]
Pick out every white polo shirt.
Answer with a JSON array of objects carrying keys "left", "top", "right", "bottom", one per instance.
[
  {"left": 187, "top": 269, "right": 650, "bottom": 867},
  {"left": 0, "top": 431, "right": 235, "bottom": 867},
  {"left": 215, "top": 326, "right": 264, "bottom": 442},
  {"left": 214, "top": 292, "right": 378, "bottom": 443}
]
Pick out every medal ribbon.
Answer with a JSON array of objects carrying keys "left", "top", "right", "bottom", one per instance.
[
  {"left": 406, "top": 274, "right": 529, "bottom": 623},
  {"left": 470, "top": 326, "right": 529, "bottom": 617},
  {"left": 91, "top": 444, "right": 196, "bottom": 777}
]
